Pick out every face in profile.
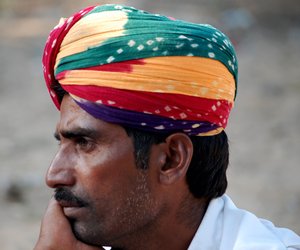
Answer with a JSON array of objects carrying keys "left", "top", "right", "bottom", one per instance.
[{"left": 46, "top": 95, "right": 164, "bottom": 247}]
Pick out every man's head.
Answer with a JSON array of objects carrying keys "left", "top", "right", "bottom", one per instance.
[
  {"left": 43, "top": 4, "right": 236, "bottom": 248},
  {"left": 48, "top": 94, "right": 197, "bottom": 247}
]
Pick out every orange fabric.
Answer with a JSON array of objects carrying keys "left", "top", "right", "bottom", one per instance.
[{"left": 59, "top": 56, "right": 235, "bottom": 102}]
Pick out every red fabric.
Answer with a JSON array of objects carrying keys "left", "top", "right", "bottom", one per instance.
[
  {"left": 81, "top": 59, "right": 146, "bottom": 72},
  {"left": 42, "top": 6, "right": 96, "bottom": 109},
  {"left": 63, "top": 84, "right": 232, "bottom": 127},
  {"left": 55, "top": 59, "right": 146, "bottom": 81}
]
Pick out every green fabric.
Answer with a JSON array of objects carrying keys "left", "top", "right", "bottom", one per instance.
[{"left": 55, "top": 4, "right": 238, "bottom": 98}]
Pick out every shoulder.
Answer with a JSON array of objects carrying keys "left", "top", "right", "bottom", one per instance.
[
  {"left": 188, "top": 195, "right": 300, "bottom": 250},
  {"left": 258, "top": 218, "right": 300, "bottom": 250},
  {"left": 221, "top": 195, "right": 300, "bottom": 249}
]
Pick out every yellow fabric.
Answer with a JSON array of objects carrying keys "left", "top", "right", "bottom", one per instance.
[
  {"left": 55, "top": 11, "right": 127, "bottom": 69},
  {"left": 59, "top": 56, "right": 235, "bottom": 102},
  {"left": 197, "top": 127, "right": 224, "bottom": 136}
]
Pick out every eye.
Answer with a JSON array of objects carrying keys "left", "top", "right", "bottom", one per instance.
[
  {"left": 54, "top": 135, "right": 61, "bottom": 146},
  {"left": 74, "top": 137, "right": 95, "bottom": 151}
]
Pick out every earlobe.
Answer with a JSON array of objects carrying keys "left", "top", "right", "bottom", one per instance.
[{"left": 159, "top": 133, "right": 193, "bottom": 185}]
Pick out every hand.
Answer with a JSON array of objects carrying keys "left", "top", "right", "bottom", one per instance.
[{"left": 34, "top": 197, "right": 104, "bottom": 250}]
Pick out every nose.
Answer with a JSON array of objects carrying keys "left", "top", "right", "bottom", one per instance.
[{"left": 46, "top": 147, "right": 76, "bottom": 188}]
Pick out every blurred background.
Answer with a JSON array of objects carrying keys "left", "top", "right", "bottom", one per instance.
[{"left": 0, "top": 0, "right": 299, "bottom": 249}]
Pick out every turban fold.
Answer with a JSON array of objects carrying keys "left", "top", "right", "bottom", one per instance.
[{"left": 43, "top": 4, "right": 238, "bottom": 136}]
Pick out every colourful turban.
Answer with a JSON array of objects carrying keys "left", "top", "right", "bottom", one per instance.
[{"left": 43, "top": 4, "right": 238, "bottom": 136}]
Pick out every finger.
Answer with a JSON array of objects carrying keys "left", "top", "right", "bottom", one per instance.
[
  {"left": 34, "top": 197, "right": 74, "bottom": 250},
  {"left": 35, "top": 197, "right": 104, "bottom": 250},
  {"left": 40, "top": 197, "right": 71, "bottom": 234}
]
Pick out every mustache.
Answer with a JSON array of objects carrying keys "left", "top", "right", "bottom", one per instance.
[{"left": 54, "top": 187, "right": 88, "bottom": 207}]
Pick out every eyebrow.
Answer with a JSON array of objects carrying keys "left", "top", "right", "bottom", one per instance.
[{"left": 54, "top": 127, "right": 99, "bottom": 141}]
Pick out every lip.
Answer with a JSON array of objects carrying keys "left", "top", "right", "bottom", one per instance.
[
  {"left": 57, "top": 200, "right": 86, "bottom": 217},
  {"left": 57, "top": 199, "right": 82, "bottom": 208},
  {"left": 63, "top": 206, "right": 86, "bottom": 218}
]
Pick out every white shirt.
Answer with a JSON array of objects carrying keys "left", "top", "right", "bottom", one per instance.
[{"left": 188, "top": 195, "right": 300, "bottom": 250}]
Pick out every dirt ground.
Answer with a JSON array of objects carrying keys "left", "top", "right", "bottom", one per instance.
[{"left": 0, "top": 1, "right": 299, "bottom": 249}]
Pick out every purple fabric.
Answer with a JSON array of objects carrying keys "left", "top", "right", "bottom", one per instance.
[{"left": 75, "top": 99, "right": 220, "bottom": 136}]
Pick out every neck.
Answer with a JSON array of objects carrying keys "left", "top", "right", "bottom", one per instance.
[{"left": 112, "top": 195, "right": 208, "bottom": 250}]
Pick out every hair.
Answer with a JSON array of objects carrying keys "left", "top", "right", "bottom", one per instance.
[
  {"left": 124, "top": 127, "right": 229, "bottom": 201},
  {"left": 52, "top": 83, "right": 67, "bottom": 103},
  {"left": 52, "top": 84, "right": 229, "bottom": 201}
]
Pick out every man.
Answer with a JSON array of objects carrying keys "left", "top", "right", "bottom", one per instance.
[{"left": 34, "top": 4, "right": 300, "bottom": 250}]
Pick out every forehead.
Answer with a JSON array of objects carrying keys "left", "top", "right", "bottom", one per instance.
[
  {"left": 59, "top": 95, "right": 92, "bottom": 128},
  {"left": 57, "top": 95, "right": 126, "bottom": 137}
]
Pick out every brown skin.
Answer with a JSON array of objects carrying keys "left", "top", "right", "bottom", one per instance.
[
  {"left": 34, "top": 95, "right": 207, "bottom": 250},
  {"left": 34, "top": 197, "right": 103, "bottom": 250}
]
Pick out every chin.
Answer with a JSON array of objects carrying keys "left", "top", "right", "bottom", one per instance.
[
  {"left": 71, "top": 219, "right": 108, "bottom": 247},
  {"left": 71, "top": 219, "right": 93, "bottom": 244}
]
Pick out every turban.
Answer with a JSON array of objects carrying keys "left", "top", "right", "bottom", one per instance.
[{"left": 43, "top": 4, "right": 238, "bottom": 136}]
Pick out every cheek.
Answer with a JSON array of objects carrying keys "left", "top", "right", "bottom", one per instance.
[{"left": 75, "top": 143, "right": 138, "bottom": 202}]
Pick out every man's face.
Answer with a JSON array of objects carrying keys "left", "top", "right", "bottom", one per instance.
[{"left": 47, "top": 95, "right": 162, "bottom": 247}]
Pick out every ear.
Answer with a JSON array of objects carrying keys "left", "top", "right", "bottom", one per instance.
[{"left": 158, "top": 133, "right": 193, "bottom": 185}]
